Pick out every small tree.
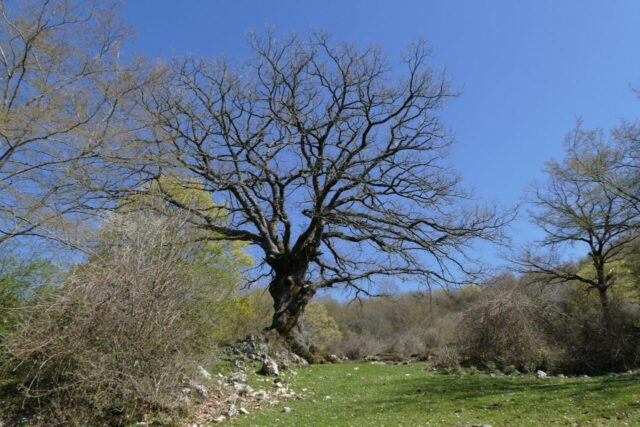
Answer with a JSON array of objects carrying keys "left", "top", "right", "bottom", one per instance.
[
  {"left": 519, "top": 126, "right": 640, "bottom": 320},
  {"left": 137, "top": 32, "right": 508, "bottom": 352}
]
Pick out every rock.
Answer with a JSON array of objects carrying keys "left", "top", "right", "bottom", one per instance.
[
  {"left": 253, "top": 389, "right": 269, "bottom": 400},
  {"left": 225, "top": 371, "right": 248, "bottom": 383},
  {"left": 259, "top": 357, "right": 280, "bottom": 376},
  {"left": 191, "top": 381, "right": 209, "bottom": 398},
  {"left": 608, "top": 372, "right": 619, "bottom": 377},
  {"left": 197, "top": 365, "right": 211, "bottom": 379},
  {"left": 582, "top": 374, "right": 590, "bottom": 378},
  {"left": 178, "top": 387, "right": 192, "bottom": 403},
  {"left": 239, "top": 407, "right": 249, "bottom": 415},
  {"left": 234, "top": 359, "right": 246, "bottom": 370},
  {"left": 557, "top": 374, "right": 566, "bottom": 378},
  {"left": 536, "top": 370, "right": 547, "bottom": 379},
  {"left": 212, "top": 416, "right": 226, "bottom": 423},
  {"left": 234, "top": 383, "right": 254, "bottom": 395},
  {"left": 291, "top": 353, "right": 309, "bottom": 365},
  {"left": 227, "top": 404, "right": 238, "bottom": 417},
  {"left": 328, "top": 354, "right": 340, "bottom": 363},
  {"left": 282, "top": 406, "right": 293, "bottom": 413}
]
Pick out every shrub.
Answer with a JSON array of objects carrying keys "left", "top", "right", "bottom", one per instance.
[
  {"left": 433, "top": 345, "right": 461, "bottom": 369},
  {"left": 1, "top": 210, "right": 232, "bottom": 424},
  {"left": 457, "top": 281, "right": 551, "bottom": 372}
]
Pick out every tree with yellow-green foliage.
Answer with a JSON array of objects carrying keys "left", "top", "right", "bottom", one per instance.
[
  {"left": 303, "top": 300, "right": 343, "bottom": 354},
  {"left": 518, "top": 126, "right": 640, "bottom": 322},
  {"left": 115, "top": 175, "right": 254, "bottom": 346}
]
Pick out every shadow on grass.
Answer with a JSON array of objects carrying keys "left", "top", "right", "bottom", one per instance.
[{"left": 343, "top": 371, "right": 640, "bottom": 422}]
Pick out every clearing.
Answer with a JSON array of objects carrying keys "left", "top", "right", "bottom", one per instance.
[{"left": 226, "top": 362, "right": 640, "bottom": 426}]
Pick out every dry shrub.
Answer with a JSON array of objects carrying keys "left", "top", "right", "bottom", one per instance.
[
  {"left": 341, "top": 332, "right": 385, "bottom": 360},
  {"left": 2, "top": 211, "right": 211, "bottom": 424},
  {"left": 457, "top": 283, "right": 551, "bottom": 371},
  {"left": 549, "top": 294, "right": 640, "bottom": 374},
  {"left": 433, "top": 345, "right": 461, "bottom": 369}
]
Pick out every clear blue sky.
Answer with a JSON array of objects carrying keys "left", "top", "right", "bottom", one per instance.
[{"left": 122, "top": 0, "right": 640, "bottom": 266}]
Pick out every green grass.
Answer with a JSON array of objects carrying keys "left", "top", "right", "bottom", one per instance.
[{"left": 228, "top": 362, "right": 640, "bottom": 427}]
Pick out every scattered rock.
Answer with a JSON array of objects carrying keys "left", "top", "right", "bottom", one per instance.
[
  {"left": 178, "top": 387, "right": 192, "bottom": 404},
  {"left": 225, "top": 371, "right": 248, "bottom": 383},
  {"left": 234, "top": 358, "right": 246, "bottom": 370},
  {"left": 190, "top": 381, "right": 209, "bottom": 399},
  {"left": 282, "top": 406, "right": 293, "bottom": 413},
  {"left": 197, "top": 365, "right": 211, "bottom": 380},
  {"left": 557, "top": 374, "right": 566, "bottom": 378},
  {"left": 253, "top": 389, "right": 269, "bottom": 400},
  {"left": 226, "top": 393, "right": 239, "bottom": 403},
  {"left": 234, "top": 383, "right": 254, "bottom": 395},
  {"left": 291, "top": 353, "right": 309, "bottom": 365},
  {"left": 608, "top": 372, "right": 619, "bottom": 378},
  {"left": 227, "top": 404, "right": 238, "bottom": 417},
  {"left": 239, "top": 407, "right": 249, "bottom": 415},
  {"left": 212, "top": 416, "right": 226, "bottom": 423},
  {"left": 582, "top": 375, "right": 590, "bottom": 378},
  {"left": 536, "top": 370, "right": 547, "bottom": 379},
  {"left": 259, "top": 357, "right": 280, "bottom": 376},
  {"left": 328, "top": 354, "right": 340, "bottom": 363}
]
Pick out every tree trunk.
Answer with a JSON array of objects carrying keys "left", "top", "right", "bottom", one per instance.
[
  {"left": 268, "top": 271, "right": 316, "bottom": 357},
  {"left": 598, "top": 287, "right": 611, "bottom": 327}
]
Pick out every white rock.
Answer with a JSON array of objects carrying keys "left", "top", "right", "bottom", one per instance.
[
  {"left": 282, "top": 406, "right": 293, "bottom": 413},
  {"left": 253, "top": 389, "right": 269, "bottom": 400},
  {"left": 239, "top": 407, "right": 249, "bottom": 415},
  {"left": 227, "top": 404, "right": 238, "bottom": 417},
  {"left": 536, "top": 370, "right": 547, "bottom": 379},
  {"left": 197, "top": 365, "right": 211, "bottom": 380},
  {"left": 234, "top": 383, "right": 254, "bottom": 395},
  {"left": 259, "top": 357, "right": 280, "bottom": 376},
  {"left": 191, "top": 382, "right": 209, "bottom": 398},
  {"left": 212, "top": 415, "right": 226, "bottom": 423},
  {"left": 225, "top": 371, "right": 248, "bottom": 383}
]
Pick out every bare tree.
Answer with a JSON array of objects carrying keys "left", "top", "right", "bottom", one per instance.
[
  {"left": 0, "top": 0, "right": 142, "bottom": 249},
  {"left": 517, "top": 126, "right": 640, "bottom": 320},
  {"left": 138, "top": 33, "right": 508, "bottom": 352}
]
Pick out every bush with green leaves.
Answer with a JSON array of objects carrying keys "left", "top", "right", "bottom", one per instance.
[{"left": 1, "top": 186, "right": 252, "bottom": 424}]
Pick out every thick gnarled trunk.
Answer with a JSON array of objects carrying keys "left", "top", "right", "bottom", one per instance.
[{"left": 268, "top": 271, "right": 316, "bottom": 357}]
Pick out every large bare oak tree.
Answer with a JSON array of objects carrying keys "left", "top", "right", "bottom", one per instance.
[{"left": 139, "top": 33, "right": 508, "bottom": 351}]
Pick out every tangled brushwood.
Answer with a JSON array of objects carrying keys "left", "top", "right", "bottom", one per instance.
[{"left": 1, "top": 211, "right": 217, "bottom": 423}]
